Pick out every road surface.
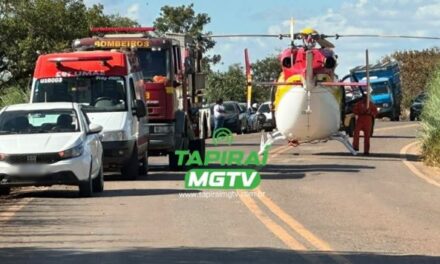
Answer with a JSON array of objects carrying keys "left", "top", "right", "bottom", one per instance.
[{"left": 0, "top": 121, "right": 439, "bottom": 264}]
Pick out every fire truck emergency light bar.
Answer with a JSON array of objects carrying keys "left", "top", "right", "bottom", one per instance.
[
  {"left": 90, "top": 27, "right": 156, "bottom": 33},
  {"left": 48, "top": 56, "right": 114, "bottom": 65}
]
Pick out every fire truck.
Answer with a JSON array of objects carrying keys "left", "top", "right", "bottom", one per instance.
[{"left": 73, "top": 27, "right": 211, "bottom": 170}]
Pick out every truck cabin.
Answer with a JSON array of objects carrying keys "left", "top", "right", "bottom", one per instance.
[
  {"left": 73, "top": 36, "right": 185, "bottom": 121},
  {"left": 30, "top": 51, "right": 144, "bottom": 116},
  {"left": 359, "top": 77, "right": 393, "bottom": 107}
]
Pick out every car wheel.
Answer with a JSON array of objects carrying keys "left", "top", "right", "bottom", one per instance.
[
  {"left": 92, "top": 164, "right": 104, "bottom": 193},
  {"left": 121, "top": 147, "right": 139, "bottom": 180},
  {"left": 0, "top": 186, "right": 11, "bottom": 196},
  {"left": 410, "top": 111, "right": 415, "bottom": 121},
  {"left": 79, "top": 164, "right": 93, "bottom": 197}
]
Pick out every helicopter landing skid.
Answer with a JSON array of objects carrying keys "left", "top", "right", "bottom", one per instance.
[
  {"left": 330, "top": 133, "right": 358, "bottom": 156},
  {"left": 259, "top": 131, "right": 286, "bottom": 155}
]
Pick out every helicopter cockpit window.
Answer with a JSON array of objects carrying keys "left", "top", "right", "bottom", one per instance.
[
  {"left": 138, "top": 48, "right": 170, "bottom": 80},
  {"left": 282, "top": 57, "right": 292, "bottom": 68}
]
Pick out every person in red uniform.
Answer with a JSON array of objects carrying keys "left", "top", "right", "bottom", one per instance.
[{"left": 352, "top": 93, "right": 378, "bottom": 155}]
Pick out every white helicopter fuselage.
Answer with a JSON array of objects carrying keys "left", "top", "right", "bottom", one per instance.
[{"left": 275, "top": 85, "right": 341, "bottom": 142}]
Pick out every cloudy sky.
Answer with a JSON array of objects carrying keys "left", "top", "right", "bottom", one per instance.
[{"left": 84, "top": 0, "right": 440, "bottom": 76}]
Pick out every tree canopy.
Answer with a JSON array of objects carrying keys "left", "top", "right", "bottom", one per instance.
[
  {"left": 0, "top": 0, "right": 138, "bottom": 90},
  {"left": 382, "top": 48, "right": 440, "bottom": 108},
  {"left": 153, "top": 4, "right": 220, "bottom": 71}
]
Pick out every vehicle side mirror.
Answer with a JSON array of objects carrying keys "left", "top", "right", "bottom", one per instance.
[
  {"left": 88, "top": 123, "right": 103, "bottom": 134},
  {"left": 134, "top": 100, "right": 147, "bottom": 118},
  {"left": 184, "top": 57, "right": 195, "bottom": 75}
]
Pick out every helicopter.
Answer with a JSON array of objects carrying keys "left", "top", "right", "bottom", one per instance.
[{"left": 210, "top": 20, "right": 440, "bottom": 155}]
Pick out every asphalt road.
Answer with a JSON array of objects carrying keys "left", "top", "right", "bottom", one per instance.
[{"left": 1, "top": 121, "right": 439, "bottom": 264}]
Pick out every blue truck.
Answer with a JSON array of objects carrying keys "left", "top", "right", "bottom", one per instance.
[{"left": 350, "top": 62, "right": 402, "bottom": 121}]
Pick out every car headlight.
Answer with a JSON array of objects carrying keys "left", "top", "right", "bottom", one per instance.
[
  {"left": 101, "top": 130, "right": 128, "bottom": 142},
  {"left": 154, "top": 125, "right": 174, "bottom": 134},
  {"left": 382, "top": 103, "right": 389, "bottom": 108},
  {"left": 59, "top": 144, "right": 84, "bottom": 159}
]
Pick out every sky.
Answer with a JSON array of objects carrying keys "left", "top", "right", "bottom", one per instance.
[{"left": 84, "top": 0, "right": 440, "bottom": 76}]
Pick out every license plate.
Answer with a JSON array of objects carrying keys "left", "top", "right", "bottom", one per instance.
[
  {"left": 27, "top": 155, "right": 37, "bottom": 164},
  {"left": 19, "top": 165, "right": 43, "bottom": 175}
]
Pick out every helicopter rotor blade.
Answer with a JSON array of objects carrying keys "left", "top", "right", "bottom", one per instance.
[
  {"left": 210, "top": 34, "right": 282, "bottom": 38},
  {"left": 325, "top": 34, "right": 440, "bottom": 40}
]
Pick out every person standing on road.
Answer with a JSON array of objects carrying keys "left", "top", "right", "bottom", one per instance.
[
  {"left": 213, "top": 98, "right": 225, "bottom": 132},
  {"left": 352, "top": 92, "right": 378, "bottom": 155}
]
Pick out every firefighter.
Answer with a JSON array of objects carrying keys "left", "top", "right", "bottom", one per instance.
[{"left": 352, "top": 92, "right": 378, "bottom": 155}]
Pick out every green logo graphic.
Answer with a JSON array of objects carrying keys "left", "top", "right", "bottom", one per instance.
[
  {"left": 178, "top": 128, "right": 270, "bottom": 190},
  {"left": 185, "top": 169, "right": 261, "bottom": 189},
  {"left": 212, "top": 128, "right": 234, "bottom": 145}
]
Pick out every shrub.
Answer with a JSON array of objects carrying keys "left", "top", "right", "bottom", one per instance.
[
  {"left": 0, "top": 86, "right": 29, "bottom": 108},
  {"left": 420, "top": 70, "right": 440, "bottom": 167}
]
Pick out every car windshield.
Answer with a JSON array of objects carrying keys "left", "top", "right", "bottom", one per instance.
[
  {"left": 0, "top": 109, "right": 79, "bottom": 135},
  {"left": 137, "top": 48, "right": 170, "bottom": 80},
  {"left": 33, "top": 76, "right": 127, "bottom": 113},
  {"left": 258, "top": 104, "right": 270, "bottom": 113},
  {"left": 238, "top": 104, "right": 247, "bottom": 113},
  {"left": 371, "top": 83, "right": 389, "bottom": 96},
  {"left": 415, "top": 93, "right": 427, "bottom": 102}
]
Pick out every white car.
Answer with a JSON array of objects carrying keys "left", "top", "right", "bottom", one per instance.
[
  {"left": 257, "top": 101, "right": 275, "bottom": 132},
  {"left": 0, "top": 103, "right": 103, "bottom": 197}
]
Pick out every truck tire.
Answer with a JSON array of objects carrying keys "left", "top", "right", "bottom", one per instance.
[
  {"left": 169, "top": 151, "right": 184, "bottom": 171},
  {"left": 0, "top": 186, "right": 10, "bottom": 196},
  {"left": 189, "top": 139, "right": 206, "bottom": 163},
  {"left": 121, "top": 147, "right": 139, "bottom": 180},
  {"left": 391, "top": 109, "right": 400, "bottom": 121},
  {"left": 139, "top": 152, "right": 148, "bottom": 177},
  {"left": 92, "top": 165, "right": 104, "bottom": 193}
]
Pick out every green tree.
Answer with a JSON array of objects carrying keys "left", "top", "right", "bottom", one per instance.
[
  {"left": 0, "top": 0, "right": 138, "bottom": 92},
  {"left": 251, "top": 55, "right": 282, "bottom": 103},
  {"left": 206, "top": 64, "right": 246, "bottom": 103},
  {"left": 153, "top": 4, "right": 220, "bottom": 71},
  {"left": 421, "top": 68, "right": 440, "bottom": 167},
  {"left": 382, "top": 48, "right": 440, "bottom": 109}
]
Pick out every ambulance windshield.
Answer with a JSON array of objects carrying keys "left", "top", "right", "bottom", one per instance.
[
  {"left": 137, "top": 48, "right": 170, "bottom": 80},
  {"left": 33, "top": 76, "right": 127, "bottom": 113}
]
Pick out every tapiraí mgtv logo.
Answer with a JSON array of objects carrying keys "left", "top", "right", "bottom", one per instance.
[{"left": 175, "top": 128, "right": 271, "bottom": 189}]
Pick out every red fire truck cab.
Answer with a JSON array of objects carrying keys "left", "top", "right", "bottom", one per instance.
[{"left": 73, "top": 28, "right": 210, "bottom": 170}]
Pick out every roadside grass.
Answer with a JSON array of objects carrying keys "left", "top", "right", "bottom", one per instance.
[
  {"left": 420, "top": 70, "right": 440, "bottom": 167},
  {"left": 0, "top": 86, "right": 29, "bottom": 108}
]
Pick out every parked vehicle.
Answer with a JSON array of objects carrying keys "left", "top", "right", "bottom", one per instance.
[
  {"left": 0, "top": 103, "right": 103, "bottom": 197},
  {"left": 73, "top": 29, "right": 210, "bottom": 171},
  {"left": 31, "top": 51, "right": 149, "bottom": 179},
  {"left": 238, "top": 103, "right": 250, "bottom": 133},
  {"left": 239, "top": 103, "right": 265, "bottom": 133},
  {"left": 350, "top": 62, "right": 402, "bottom": 121},
  {"left": 410, "top": 92, "right": 427, "bottom": 121},
  {"left": 257, "top": 101, "right": 275, "bottom": 131},
  {"left": 210, "top": 101, "right": 242, "bottom": 134}
]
